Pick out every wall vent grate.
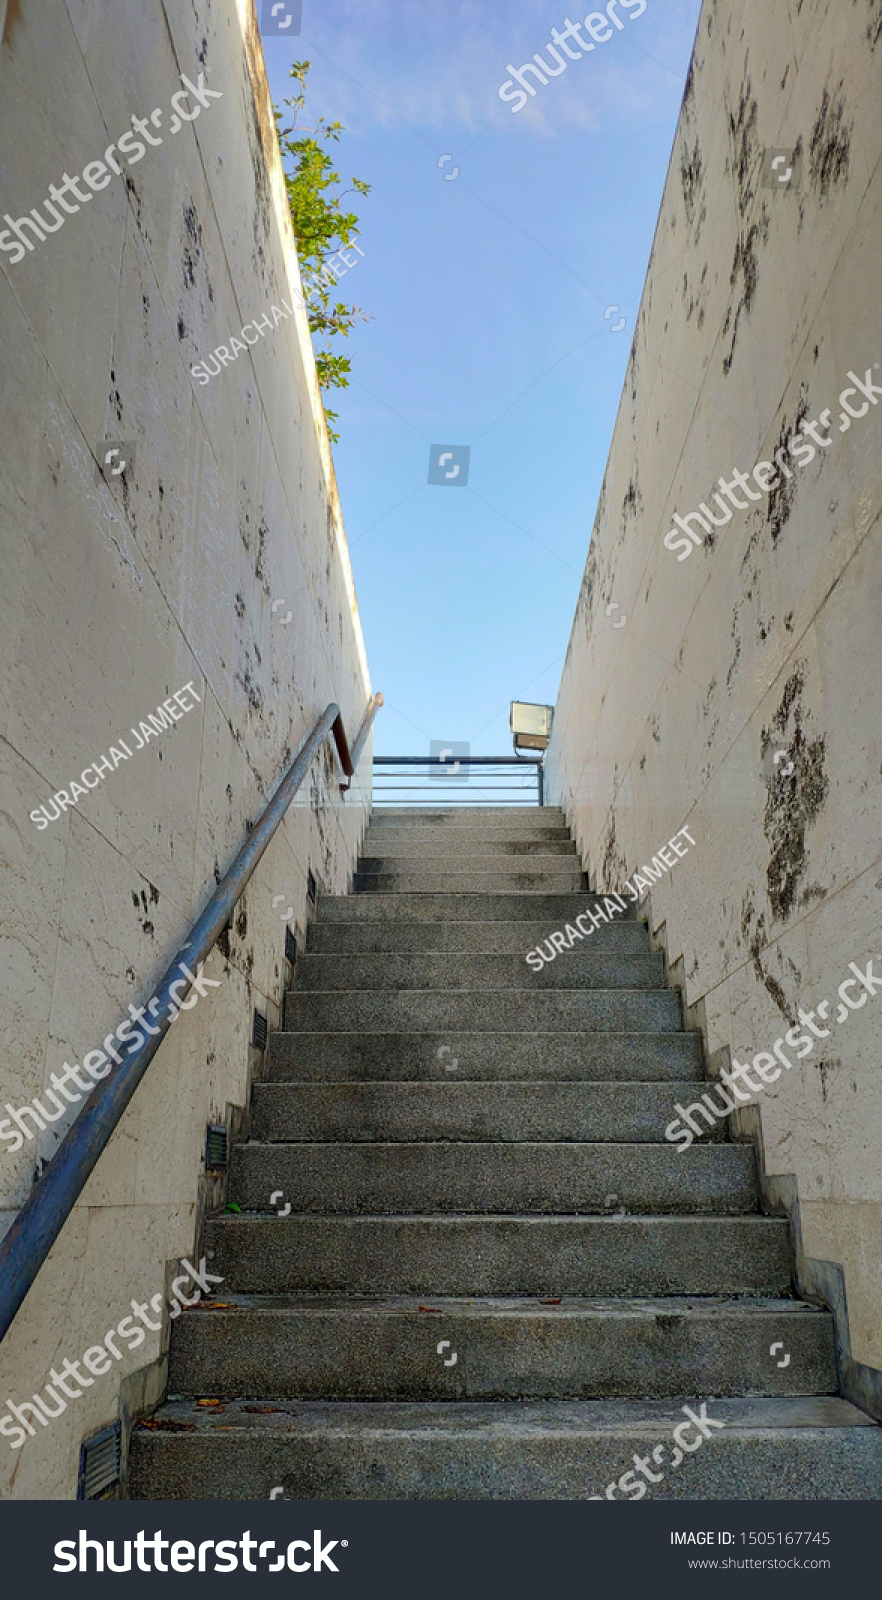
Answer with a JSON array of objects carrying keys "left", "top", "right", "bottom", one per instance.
[
  {"left": 252, "top": 1009, "right": 268, "bottom": 1051},
  {"left": 205, "top": 1123, "right": 228, "bottom": 1171},
  {"left": 78, "top": 1422, "right": 121, "bottom": 1500}
]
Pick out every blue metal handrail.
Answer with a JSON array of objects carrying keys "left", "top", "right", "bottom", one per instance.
[{"left": 0, "top": 693, "right": 382, "bottom": 1341}]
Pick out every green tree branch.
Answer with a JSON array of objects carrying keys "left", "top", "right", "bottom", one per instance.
[{"left": 275, "top": 60, "right": 372, "bottom": 442}]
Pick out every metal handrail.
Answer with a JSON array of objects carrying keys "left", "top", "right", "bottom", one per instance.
[
  {"left": 372, "top": 757, "right": 542, "bottom": 765},
  {"left": 338, "top": 693, "right": 384, "bottom": 790},
  {"left": 373, "top": 754, "right": 544, "bottom": 807},
  {"left": 0, "top": 693, "right": 382, "bottom": 1341}
]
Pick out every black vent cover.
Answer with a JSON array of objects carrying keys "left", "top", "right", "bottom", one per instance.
[
  {"left": 78, "top": 1422, "right": 121, "bottom": 1500},
  {"left": 205, "top": 1123, "right": 228, "bottom": 1171}
]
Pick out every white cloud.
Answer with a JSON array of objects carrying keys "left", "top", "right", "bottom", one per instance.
[{"left": 290, "top": 0, "right": 701, "bottom": 141}]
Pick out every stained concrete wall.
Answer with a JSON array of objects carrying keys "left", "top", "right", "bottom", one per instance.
[
  {"left": 0, "top": 0, "right": 372, "bottom": 1495},
  {"left": 546, "top": 0, "right": 882, "bottom": 1409}
]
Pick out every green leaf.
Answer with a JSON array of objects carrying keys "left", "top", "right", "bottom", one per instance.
[{"left": 274, "top": 61, "right": 371, "bottom": 443}]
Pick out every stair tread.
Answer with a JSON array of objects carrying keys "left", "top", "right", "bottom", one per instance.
[
  {"left": 168, "top": 1292, "right": 823, "bottom": 1317},
  {"left": 229, "top": 1141, "right": 756, "bottom": 1217},
  {"left": 235, "top": 1138, "right": 742, "bottom": 1151},
  {"left": 283, "top": 989, "right": 684, "bottom": 1034},
  {"left": 254, "top": 1077, "right": 703, "bottom": 1086},
  {"left": 202, "top": 1215, "right": 794, "bottom": 1301},
  {"left": 316, "top": 894, "right": 630, "bottom": 921},
  {"left": 306, "top": 923, "right": 649, "bottom": 952},
  {"left": 354, "top": 878, "right": 586, "bottom": 890},
  {"left": 130, "top": 1397, "right": 882, "bottom": 1498},
  {"left": 166, "top": 1292, "right": 836, "bottom": 1403},
  {"left": 266, "top": 1031, "right": 704, "bottom": 1082},
  {"left": 141, "top": 1395, "right": 875, "bottom": 1434},
  {"left": 360, "top": 846, "right": 578, "bottom": 856},
  {"left": 284, "top": 985, "right": 679, "bottom": 992},
  {"left": 250, "top": 1080, "right": 724, "bottom": 1141},
  {"left": 357, "top": 855, "right": 580, "bottom": 866},
  {"left": 209, "top": 1211, "right": 785, "bottom": 1222},
  {"left": 290, "top": 954, "right": 663, "bottom": 990}
]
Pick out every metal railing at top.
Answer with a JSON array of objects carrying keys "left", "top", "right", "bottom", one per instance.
[
  {"left": 373, "top": 755, "right": 545, "bottom": 808},
  {"left": 0, "top": 692, "right": 383, "bottom": 1342}
]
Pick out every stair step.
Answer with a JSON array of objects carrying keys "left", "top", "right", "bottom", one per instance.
[
  {"left": 266, "top": 1030, "right": 704, "bottom": 1082},
  {"left": 360, "top": 852, "right": 579, "bottom": 871},
  {"left": 204, "top": 1215, "right": 793, "bottom": 1296},
  {"left": 128, "top": 1397, "right": 882, "bottom": 1501},
  {"left": 306, "top": 919, "right": 649, "bottom": 954},
  {"left": 166, "top": 1296, "right": 837, "bottom": 1402},
  {"left": 291, "top": 952, "right": 664, "bottom": 992},
  {"left": 362, "top": 836, "right": 576, "bottom": 856},
  {"left": 282, "top": 989, "right": 682, "bottom": 1033},
  {"left": 249, "top": 1081, "right": 723, "bottom": 1143},
  {"left": 228, "top": 1142, "right": 756, "bottom": 1215},
  {"left": 369, "top": 807, "right": 565, "bottom": 829},
  {"left": 317, "top": 892, "right": 631, "bottom": 922},
  {"left": 354, "top": 869, "right": 586, "bottom": 892}
]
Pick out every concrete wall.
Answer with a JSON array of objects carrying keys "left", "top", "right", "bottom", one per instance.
[
  {"left": 0, "top": 0, "right": 372, "bottom": 1496},
  {"left": 546, "top": 0, "right": 882, "bottom": 1410}
]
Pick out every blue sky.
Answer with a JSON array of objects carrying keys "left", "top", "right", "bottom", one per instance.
[{"left": 259, "top": 0, "right": 704, "bottom": 759}]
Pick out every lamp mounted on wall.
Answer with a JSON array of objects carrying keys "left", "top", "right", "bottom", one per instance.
[
  {"left": 510, "top": 701, "right": 554, "bottom": 755},
  {"left": 510, "top": 701, "right": 553, "bottom": 806}
]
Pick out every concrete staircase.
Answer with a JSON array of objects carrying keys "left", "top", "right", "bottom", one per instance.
[{"left": 129, "top": 808, "right": 882, "bottom": 1499}]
